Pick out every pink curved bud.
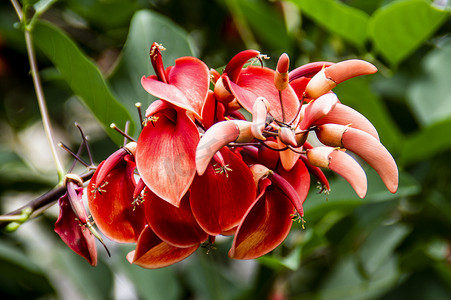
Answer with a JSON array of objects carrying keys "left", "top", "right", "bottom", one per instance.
[
  {"left": 316, "top": 124, "right": 398, "bottom": 193},
  {"left": 196, "top": 120, "right": 253, "bottom": 175},
  {"left": 316, "top": 103, "right": 379, "bottom": 140},
  {"left": 274, "top": 53, "right": 290, "bottom": 91},
  {"left": 298, "top": 93, "right": 339, "bottom": 130},
  {"left": 251, "top": 97, "right": 270, "bottom": 140},
  {"left": 324, "top": 59, "right": 377, "bottom": 85},
  {"left": 289, "top": 61, "right": 334, "bottom": 81},
  {"left": 307, "top": 146, "right": 367, "bottom": 198},
  {"left": 305, "top": 60, "right": 377, "bottom": 99}
]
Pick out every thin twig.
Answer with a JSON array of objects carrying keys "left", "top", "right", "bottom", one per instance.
[{"left": 11, "top": 0, "right": 65, "bottom": 181}]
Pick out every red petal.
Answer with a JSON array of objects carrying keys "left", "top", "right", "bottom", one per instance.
[
  {"left": 88, "top": 160, "right": 146, "bottom": 243},
  {"left": 190, "top": 148, "right": 256, "bottom": 235},
  {"left": 136, "top": 108, "right": 199, "bottom": 207},
  {"left": 167, "top": 57, "right": 210, "bottom": 117},
  {"left": 55, "top": 191, "right": 97, "bottom": 266},
  {"left": 229, "top": 181, "right": 294, "bottom": 259},
  {"left": 144, "top": 188, "right": 208, "bottom": 247},
  {"left": 289, "top": 77, "right": 310, "bottom": 100},
  {"left": 278, "top": 159, "right": 310, "bottom": 205},
  {"left": 127, "top": 226, "right": 198, "bottom": 269},
  {"left": 229, "top": 66, "right": 299, "bottom": 121},
  {"left": 224, "top": 49, "right": 260, "bottom": 82},
  {"left": 141, "top": 76, "right": 199, "bottom": 117}
]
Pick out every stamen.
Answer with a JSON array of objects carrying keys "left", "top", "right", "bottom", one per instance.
[
  {"left": 214, "top": 164, "right": 233, "bottom": 178},
  {"left": 143, "top": 116, "right": 159, "bottom": 127},
  {"left": 75, "top": 123, "right": 94, "bottom": 166},
  {"left": 135, "top": 102, "right": 144, "bottom": 129},
  {"left": 110, "top": 123, "right": 136, "bottom": 142},
  {"left": 90, "top": 181, "right": 108, "bottom": 199},
  {"left": 132, "top": 195, "right": 145, "bottom": 211},
  {"left": 58, "top": 142, "right": 89, "bottom": 168},
  {"left": 291, "top": 212, "right": 306, "bottom": 229}
]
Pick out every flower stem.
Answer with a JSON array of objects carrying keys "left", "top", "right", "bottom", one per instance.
[{"left": 11, "top": 0, "right": 66, "bottom": 182}]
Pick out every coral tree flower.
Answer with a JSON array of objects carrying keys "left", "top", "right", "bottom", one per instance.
[
  {"left": 55, "top": 175, "right": 98, "bottom": 266},
  {"left": 136, "top": 43, "right": 210, "bottom": 207},
  {"left": 80, "top": 44, "right": 399, "bottom": 269},
  {"left": 88, "top": 142, "right": 146, "bottom": 243}
]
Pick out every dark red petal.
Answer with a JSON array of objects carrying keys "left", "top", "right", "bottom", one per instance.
[
  {"left": 144, "top": 188, "right": 208, "bottom": 247},
  {"left": 229, "top": 182, "right": 294, "bottom": 259},
  {"left": 278, "top": 159, "right": 310, "bottom": 205},
  {"left": 167, "top": 56, "right": 210, "bottom": 117},
  {"left": 268, "top": 172, "right": 304, "bottom": 216},
  {"left": 88, "top": 160, "right": 146, "bottom": 243},
  {"left": 127, "top": 225, "right": 198, "bottom": 269},
  {"left": 94, "top": 148, "right": 127, "bottom": 188},
  {"left": 224, "top": 49, "right": 260, "bottom": 82},
  {"left": 229, "top": 66, "right": 299, "bottom": 121},
  {"left": 190, "top": 147, "right": 256, "bottom": 235},
  {"left": 136, "top": 108, "right": 199, "bottom": 207},
  {"left": 55, "top": 191, "right": 97, "bottom": 266}
]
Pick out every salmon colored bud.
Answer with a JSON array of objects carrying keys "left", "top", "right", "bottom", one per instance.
[
  {"left": 251, "top": 97, "right": 270, "bottom": 140},
  {"left": 324, "top": 59, "right": 377, "bottom": 85},
  {"left": 314, "top": 123, "right": 348, "bottom": 148},
  {"left": 196, "top": 120, "right": 253, "bottom": 175},
  {"left": 316, "top": 124, "right": 398, "bottom": 193},
  {"left": 278, "top": 127, "right": 297, "bottom": 147},
  {"left": 214, "top": 76, "right": 235, "bottom": 103},
  {"left": 305, "top": 60, "right": 377, "bottom": 99},
  {"left": 307, "top": 146, "right": 367, "bottom": 198},
  {"left": 274, "top": 53, "right": 289, "bottom": 91}
]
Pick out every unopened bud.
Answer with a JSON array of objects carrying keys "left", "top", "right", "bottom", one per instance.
[{"left": 274, "top": 53, "right": 289, "bottom": 91}]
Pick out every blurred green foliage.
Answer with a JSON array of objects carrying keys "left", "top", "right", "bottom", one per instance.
[{"left": 1, "top": 0, "right": 451, "bottom": 299}]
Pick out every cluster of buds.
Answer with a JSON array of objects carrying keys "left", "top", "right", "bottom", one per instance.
[{"left": 65, "top": 43, "right": 398, "bottom": 268}]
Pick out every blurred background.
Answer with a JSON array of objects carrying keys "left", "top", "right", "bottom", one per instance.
[{"left": 1, "top": 0, "right": 451, "bottom": 299}]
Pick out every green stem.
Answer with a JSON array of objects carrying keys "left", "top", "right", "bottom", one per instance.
[{"left": 11, "top": 0, "right": 66, "bottom": 182}]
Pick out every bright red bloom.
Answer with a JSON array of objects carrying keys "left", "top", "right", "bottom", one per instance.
[
  {"left": 73, "top": 45, "right": 399, "bottom": 269},
  {"left": 87, "top": 148, "right": 146, "bottom": 243}
]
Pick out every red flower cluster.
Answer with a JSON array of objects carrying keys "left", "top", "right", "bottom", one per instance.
[{"left": 77, "top": 43, "right": 398, "bottom": 268}]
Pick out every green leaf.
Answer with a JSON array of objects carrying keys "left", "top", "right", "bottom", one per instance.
[
  {"left": 108, "top": 9, "right": 194, "bottom": 127},
  {"left": 289, "top": 0, "right": 370, "bottom": 47},
  {"left": 32, "top": 21, "right": 134, "bottom": 145},
  {"left": 408, "top": 39, "right": 451, "bottom": 126},
  {"left": 303, "top": 169, "right": 420, "bottom": 222},
  {"left": 319, "top": 254, "right": 399, "bottom": 300},
  {"left": 368, "top": 0, "right": 449, "bottom": 66},
  {"left": 358, "top": 224, "right": 410, "bottom": 275},
  {"left": 233, "top": 0, "right": 292, "bottom": 51},
  {"left": 54, "top": 248, "right": 113, "bottom": 300},
  {"left": 400, "top": 119, "right": 451, "bottom": 165}
]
